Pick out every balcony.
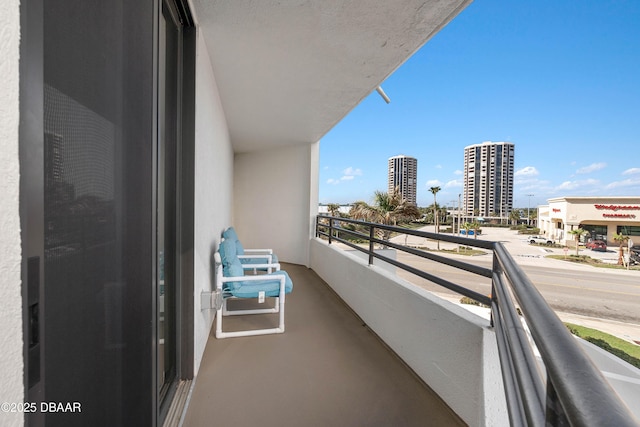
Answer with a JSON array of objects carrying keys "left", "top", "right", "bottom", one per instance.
[
  {"left": 183, "top": 262, "right": 465, "bottom": 426},
  {"left": 182, "top": 218, "right": 638, "bottom": 426}
]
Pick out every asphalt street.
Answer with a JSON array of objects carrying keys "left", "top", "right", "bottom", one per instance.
[{"left": 388, "top": 225, "right": 640, "bottom": 343}]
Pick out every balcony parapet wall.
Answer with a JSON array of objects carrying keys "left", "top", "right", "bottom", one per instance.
[{"left": 309, "top": 238, "right": 508, "bottom": 427}]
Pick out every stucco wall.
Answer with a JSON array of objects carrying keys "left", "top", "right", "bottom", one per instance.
[
  {"left": 0, "top": 0, "right": 25, "bottom": 425},
  {"left": 193, "top": 29, "right": 234, "bottom": 374},
  {"left": 234, "top": 143, "right": 316, "bottom": 266},
  {"left": 309, "top": 239, "right": 508, "bottom": 426}
]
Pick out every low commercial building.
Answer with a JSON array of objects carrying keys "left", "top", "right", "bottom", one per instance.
[{"left": 538, "top": 196, "right": 640, "bottom": 246}]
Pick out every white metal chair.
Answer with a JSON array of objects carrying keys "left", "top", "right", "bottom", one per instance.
[{"left": 214, "top": 238, "right": 293, "bottom": 339}]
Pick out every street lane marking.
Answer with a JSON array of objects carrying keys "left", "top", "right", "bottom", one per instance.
[{"left": 540, "top": 282, "right": 639, "bottom": 297}]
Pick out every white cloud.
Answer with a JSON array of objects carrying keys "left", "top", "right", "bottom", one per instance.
[
  {"left": 444, "top": 179, "right": 462, "bottom": 188},
  {"left": 326, "top": 166, "right": 363, "bottom": 185},
  {"left": 435, "top": 164, "right": 442, "bottom": 169},
  {"left": 425, "top": 179, "right": 443, "bottom": 187},
  {"left": 453, "top": 170, "right": 463, "bottom": 175},
  {"left": 576, "top": 162, "right": 606, "bottom": 174},
  {"left": 554, "top": 179, "right": 600, "bottom": 192},
  {"left": 622, "top": 168, "right": 640, "bottom": 175},
  {"left": 605, "top": 177, "right": 640, "bottom": 190},
  {"left": 342, "top": 167, "right": 362, "bottom": 176},
  {"left": 515, "top": 166, "right": 539, "bottom": 177}
]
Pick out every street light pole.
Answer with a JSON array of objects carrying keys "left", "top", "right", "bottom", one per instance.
[
  {"left": 457, "top": 194, "right": 462, "bottom": 234},
  {"left": 526, "top": 194, "right": 534, "bottom": 226}
]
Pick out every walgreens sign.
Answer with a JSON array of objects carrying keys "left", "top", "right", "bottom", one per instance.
[{"left": 594, "top": 204, "right": 639, "bottom": 219}]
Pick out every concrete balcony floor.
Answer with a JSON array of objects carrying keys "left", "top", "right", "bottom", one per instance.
[{"left": 183, "top": 263, "right": 465, "bottom": 427}]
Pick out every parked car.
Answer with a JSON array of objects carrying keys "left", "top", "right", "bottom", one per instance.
[
  {"left": 528, "top": 236, "right": 552, "bottom": 245},
  {"left": 585, "top": 239, "right": 607, "bottom": 252}
]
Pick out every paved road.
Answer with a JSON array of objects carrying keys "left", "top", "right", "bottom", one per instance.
[
  {"left": 391, "top": 225, "right": 640, "bottom": 324},
  {"left": 396, "top": 254, "right": 640, "bottom": 324}
]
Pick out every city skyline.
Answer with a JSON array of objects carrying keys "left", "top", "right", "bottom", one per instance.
[{"left": 319, "top": 0, "right": 640, "bottom": 209}]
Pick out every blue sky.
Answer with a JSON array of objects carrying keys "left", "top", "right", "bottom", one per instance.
[{"left": 319, "top": 0, "right": 640, "bottom": 209}]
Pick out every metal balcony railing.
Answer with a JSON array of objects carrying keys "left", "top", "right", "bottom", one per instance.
[{"left": 316, "top": 215, "right": 638, "bottom": 427}]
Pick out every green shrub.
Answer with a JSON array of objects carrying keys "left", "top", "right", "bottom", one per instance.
[{"left": 460, "top": 296, "right": 489, "bottom": 308}]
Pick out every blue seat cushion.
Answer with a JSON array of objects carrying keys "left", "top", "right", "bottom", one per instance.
[
  {"left": 220, "top": 239, "right": 243, "bottom": 277},
  {"left": 227, "top": 270, "right": 294, "bottom": 298},
  {"left": 222, "top": 227, "right": 245, "bottom": 255},
  {"left": 222, "top": 227, "right": 239, "bottom": 241},
  {"left": 240, "top": 253, "right": 279, "bottom": 265}
]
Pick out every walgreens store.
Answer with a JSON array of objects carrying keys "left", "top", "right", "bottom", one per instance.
[{"left": 538, "top": 196, "right": 640, "bottom": 246}]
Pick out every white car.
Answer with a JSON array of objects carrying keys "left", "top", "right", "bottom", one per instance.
[{"left": 528, "top": 236, "right": 553, "bottom": 245}]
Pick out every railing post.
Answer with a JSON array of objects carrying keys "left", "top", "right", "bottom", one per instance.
[
  {"left": 545, "top": 374, "right": 570, "bottom": 426},
  {"left": 368, "top": 225, "right": 375, "bottom": 265},
  {"left": 328, "top": 216, "right": 333, "bottom": 244}
]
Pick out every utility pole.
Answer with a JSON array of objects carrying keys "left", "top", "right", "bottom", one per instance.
[
  {"left": 526, "top": 194, "right": 534, "bottom": 226},
  {"left": 457, "top": 194, "right": 462, "bottom": 234}
]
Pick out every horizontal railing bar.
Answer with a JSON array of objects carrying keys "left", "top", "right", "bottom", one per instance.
[
  {"left": 332, "top": 226, "right": 371, "bottom": 241},
  {"left": 370, "top": 251, "right": 491, "bottom": 306},
  {"left": 374, "top": 238, "right": 493, "bottom": 278},
  {"left": 317, "top": 215, "right": 494, "bottom": 250},
  {"left": 493, "top": 244, "right": 638, "bottom": 426},
  {"left": 331, "top": 235, "right": 369, "bottom": 254}
]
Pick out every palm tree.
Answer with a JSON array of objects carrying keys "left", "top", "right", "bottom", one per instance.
[
  {"left": 567, "top": 228, "right": 587, "bottom": 256},
  {"left": 349, "top": 188, "right": 420, "bottom": 245},
  {"left": 326, "top": 203, "right": 341, "bottom": 217},
  {"left": 461, "top": 222, "right": 473, "bottom": 237},
  {"left": 612, "top": 233, "right": 629, "bottom": 266},
  {"left": 429, "top": 186, "right": 441, "bottom": 249},
  {"left": 509, "top": 209, "right": 521, "bottom": 226},
  {"left": 471, "top": 221, "right": 481, "bottom": 239}
]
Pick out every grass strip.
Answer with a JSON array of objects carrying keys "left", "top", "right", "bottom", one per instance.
[
  {"left": 547, "top": 254, "right": 640, "bottom": 270},
  {"left": 565, "top": 323, "right": 640, "bottom": 369}
]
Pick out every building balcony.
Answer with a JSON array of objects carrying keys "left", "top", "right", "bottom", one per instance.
[
  {"left": 183, "top": 262, "right": 466, "bottom": 426},
  {"left": 182, "top": 219, "right": 639, "bottom": 426}
]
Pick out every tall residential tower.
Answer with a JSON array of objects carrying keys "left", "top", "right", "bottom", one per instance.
[
  {"left": 388, "top": 155, "right": 417, "bottom": 205},
  {"left": 463, "top": 141, "right": 514, "bottom": 218}
]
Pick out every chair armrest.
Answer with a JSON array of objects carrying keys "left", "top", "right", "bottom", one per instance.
[
  {"left": 220, "top": 272, "right": 285, "bottom": 284},
  {"left": 243, "top": 249, "right": 273, "bottom": 254},
  {"left": 238, "top": 254, "right": 272, "bottom": 261},
  {"left": 240, "top": 262, "right": 280, "bottom": 271}
]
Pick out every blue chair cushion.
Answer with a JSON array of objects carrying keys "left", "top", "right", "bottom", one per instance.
[
  {"left": 222, "top": 227, "right": 238, "bottom": 241},
  {"left": 219, "top": 239, "right": 237, "bottom": 266},
  {"left": 228, "top": 270, "right": 294, "bottom": 298},
  {"left": 240, "top": 253, "right": 279, "bottom": 265},
  {"left": 222, "top": 227, "right": 245, "bottom": 255},
  {"left": 235, "top": 239, "right": 244, "bottom": 255},
  {"left": 220, "top": 240, "right": 243, "bottom": 277}
]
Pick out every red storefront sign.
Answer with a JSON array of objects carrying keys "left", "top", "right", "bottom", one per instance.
[
  {"left": 594, "top": 204, "right": 639, "bottom": 219},
  {"left": 594, "top": 204, "right": 640, "bottom": 211}
]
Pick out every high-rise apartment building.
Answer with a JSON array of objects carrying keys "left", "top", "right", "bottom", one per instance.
[
  {"left": 388, "top": 155, "right": 417, "bottom": 205},
  {"left": 463, "top": 141, "right": 514, "bottom": 218}
]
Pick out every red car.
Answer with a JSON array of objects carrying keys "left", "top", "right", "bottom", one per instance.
[{"left": 586, "top": 240, "right": 607, "bottom": 251}]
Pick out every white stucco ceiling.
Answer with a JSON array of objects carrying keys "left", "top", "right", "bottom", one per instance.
[{"left": 190, "top": 0, "right": 472, "bottom": 153}]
